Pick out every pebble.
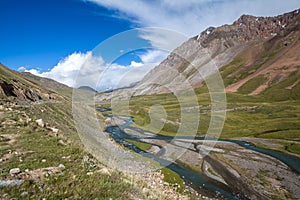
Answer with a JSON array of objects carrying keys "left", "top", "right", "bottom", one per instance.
[
  {"left": 35, "top": 119, "right": 44, "bottom": 127},
  {"left": 9, "top": 168, "right": 21, "bottom": 175},
  {"left": 99, "top": 167, "right": 110, "bottom": 175},
  {"left": 142, "top": 187, "right": 150, "bottom": 194},
  {"left": 58, "top": 164, "right": 65, "bottom": 169},
  {"left": 50, "top": 127, "right": 59, "bottom": 134},
  {"left": 26, "top": 118, "right": 32, "bottom": 123},
  {"left": 42, "top": 159, "right": 46, "bottom": 163},
  {"left": 86, "top": 172, "right": 93, "bottom": 176},
  {"left": 58, "top": 140, "right": 67, "bottom": 146},
  {"left": 20, "top": 191, "right": 29, "bottom": 197}
]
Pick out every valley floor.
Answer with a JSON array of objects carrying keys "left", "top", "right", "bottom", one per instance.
[{"left": 105, "top": 114, "right": 300, "bottom": 199}]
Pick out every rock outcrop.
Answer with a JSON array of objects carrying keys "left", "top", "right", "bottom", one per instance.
[{"left": 199, "top": 9, "right": 300, "bottom": 47}]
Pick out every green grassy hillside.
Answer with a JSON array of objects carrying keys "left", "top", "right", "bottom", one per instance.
[{"left": 0, "top": 64, "right": 185, "bottom": 199}]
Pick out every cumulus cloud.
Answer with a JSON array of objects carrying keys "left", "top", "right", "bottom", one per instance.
[
  {"left": 140, "top": 49, "right": 168, "bottom": 64},
  {"left": 17, "top": 66, "right": 26, "bottom": 72},
  {"left": 96, "top": 50, "right": 168, "bottom": 90},
  {"left": 88, "top": 0, "right": 300, "bottom": 37},
  {"left": 22, "top": 50, "right": 166, "bottom": 91},
  {"left": 23, "top": 52, "right": 99, "bottom": 87}
]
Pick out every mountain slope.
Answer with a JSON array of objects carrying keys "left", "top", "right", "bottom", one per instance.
[
  {"left": 0, "top": 64, "right": 188, "bottom": 199},
  {"left": 21, "top": 72, "right": 72, "bottom": 98},
  {"left": 0, "top": 64, "right": 63, "bottom": 104},
  {"left": 223, "top": 11, "right": 300, "bottom": 100},
  {"left": 138, "top": 9, "right": 300, "bottom": 96},
  {"left": 97, "top": 9, "right": 300, "bottom": 100}
]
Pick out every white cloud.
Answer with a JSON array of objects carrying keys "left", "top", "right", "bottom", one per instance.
[
  {"left": 96, "top": 50, "right": 166, "bottom": 90},
  {"left": 24, "top": 52, "right": 100, "bottom": 87},
  {"left": 130, "top": 61, "right": 143, "bottom": 68},
  {"left": 23, "top": 50, "right": 165, "bottom": 91},
  {"left": 25, "top": 69, "right": 40, "bottom": 76},
  {"left": 88, "top": 0, "right": 300, "bottom": 37},
  {"left": 140, "top": 50, "right": 168, "bottom": 64},
  {"left": 17, "top": 66, "right": 26, "bottom": 72},
  {"left": 138, "top": 28, "right": 187, "bottom": 50}
]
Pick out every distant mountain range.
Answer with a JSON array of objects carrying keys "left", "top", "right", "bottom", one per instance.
[{"left": 97, "top": 9, "right": 300, "bottom": 101}]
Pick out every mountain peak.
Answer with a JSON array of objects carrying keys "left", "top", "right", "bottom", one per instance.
[{"left": 197, "top": 9, "right": 300, "bottom": 47}]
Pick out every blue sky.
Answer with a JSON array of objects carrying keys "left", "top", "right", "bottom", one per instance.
[
  {"left": 0, "top": 0, "right": 133, "bottom": 70},
  {"left": 1, "top": 0, "right": 300, "bottom": 90}
]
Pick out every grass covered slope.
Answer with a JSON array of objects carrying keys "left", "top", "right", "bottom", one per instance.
[
  {"left": 0, "top": 102, "right": 145, "bottom": 199},
  {"left": 0, "top": 65, "right": 188, "bottom": 199},
  {"left": 0, "top": 64, "right": 63, "bottom": 104},
  {"left": 20, "top": 72, "right": 72, "bottom": 98}
]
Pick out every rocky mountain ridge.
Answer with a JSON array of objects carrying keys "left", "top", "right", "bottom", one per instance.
[{"left": 199, "top": 9, "right": 299, "bottom": 47}]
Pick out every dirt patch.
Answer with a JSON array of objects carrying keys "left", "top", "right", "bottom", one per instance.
[{"left": 1, "top": 134, "right": 18, "bottom": 146}]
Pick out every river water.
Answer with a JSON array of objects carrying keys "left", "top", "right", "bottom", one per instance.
[{"left": 98, "top": 107, "right": 300, "bottom": 199}]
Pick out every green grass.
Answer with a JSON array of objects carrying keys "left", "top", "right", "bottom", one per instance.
[
  {"left": 238, "top": 75, "right": 267, "bottom": 94},
  {"left": 125, "top": 139, "right": 152, "bottom": 151},
  {"left": 175, "top": 159, "right": 201, "bottom": 173},
  {"left": 160, "top": 167, "right": 185, "bottom": 193},
  {"left": 110, "top": 85, "right": 300, "bottom": 156},
  {"left": 220, "top": 57, "right": 244, "bottom": 86},
  {"left": 207, "top": 167, "right": 219, "bottom": 177},
  {"left": 0, "top": 103, "right": 146, "bottom": 199},
  {"left": 222, "top": 102, "right": 300, "bottom": 139},
  {"left": 262, "top": 71, "right": 300, "bottom": 101},
  {"left": 285, "top": 143, "right": 300, "bottom": 154}
]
